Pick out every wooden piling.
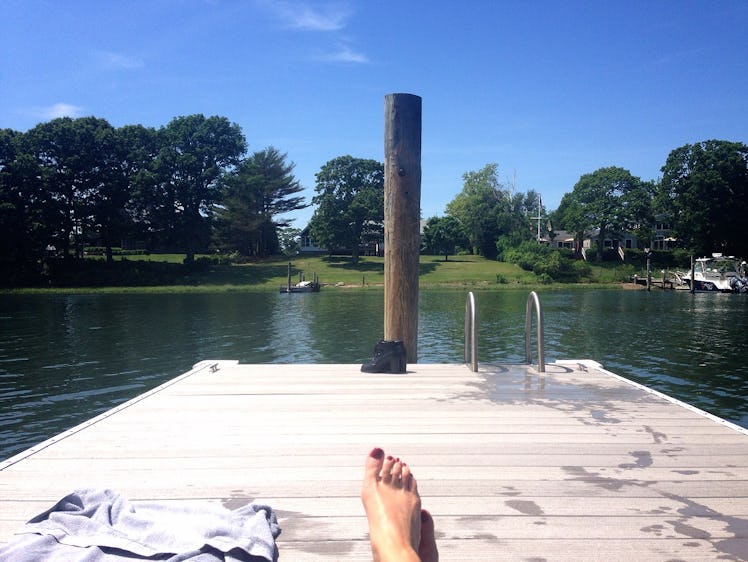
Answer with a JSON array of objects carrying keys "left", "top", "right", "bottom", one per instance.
[
  {"left": 690, "top": 255, "right": 696, "bottom": 294},
  {"left": 383, "top": 93, "right": 422, "bottom": 363}
]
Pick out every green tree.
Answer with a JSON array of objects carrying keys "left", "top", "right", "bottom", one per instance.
[
  {"left": 85, "top": 121, "right": 133, "bottom": 263},
  {"left": 559, "top": 166, "right": 646, "bottom": 262},
  {"left": 446, "top": 163, "right": 509, "bottom": 259},
  {"left": 118, "top": 124, "right": 161, "bottom": 252},
  {"left": 215, "top": 147, "right": 307, "bottom": 257},
  {"left": 628, "top": 179, "right": 658, "bottom": 248},
  {"left": 23, "top": 117, "right": 120, "bottom": 259},
  {"left": 154, "top": 114, "right": 246, "bottom": 263},
  {"left": 496, "top": 189, "right": 538, "bottom": 257},
  {"left": 421, "top": 215, "right": 466, "bottom": 260},
  {"left": 278, "top": 226, "right": 302, "bottom": 256},
  {"left": 0, "top": 129, "right": 24, "bottom": 264},
  {"left": 659, "top": 140, "right": 748, "bottom": 257},
  {"left": 554, "top": 191, "right": 587, "bottom": 256},
  {"left": 308, "top": 155, "right": 384, "bottom": 264},
  {"left": 0, "top": 129, "right": 48, "bottom": 271}
]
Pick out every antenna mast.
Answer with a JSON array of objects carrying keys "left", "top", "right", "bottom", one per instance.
[{"left": 532, "top": 195, "right": 543, "bottom": 242}]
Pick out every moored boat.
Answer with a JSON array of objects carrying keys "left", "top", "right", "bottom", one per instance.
[
  {"left": 279, "top": 261, "right": 321, "bottom": 293},
  {"left": 279, "top": 279, "right": 320, "bottom": 293},
  {"left": 679, "top": 254, "right": 748, "bottom": 293}
]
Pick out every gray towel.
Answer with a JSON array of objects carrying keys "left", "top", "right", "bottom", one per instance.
[{"left": 0, "top": 489, "right": 280, "bottom": 561}]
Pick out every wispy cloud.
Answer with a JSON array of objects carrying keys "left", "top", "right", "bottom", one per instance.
[
  {"left": 97, "top": 50, "right": 145, "bottom": 70},
  {"left": 261, "top": 1, "right": 369, "bottom": 64},
  {"left": 271, "top": 1, "right": 350, "bottom": 31},
  {"left": 31, "top": 102, "right": 85, "bottom": 120},
  {"left": 316, "top": 44, "right": 369, "bottom": 64}
]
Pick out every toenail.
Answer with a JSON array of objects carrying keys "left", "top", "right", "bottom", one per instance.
[{"left": 370, "top": 447, "right": 385, "bottom": 459}]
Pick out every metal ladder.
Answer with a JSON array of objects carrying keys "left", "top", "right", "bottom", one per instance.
[
  {"left": 464, "top": 292, "right": 478, "bottom": 371},
  {"left": 524, "top": 291, "right": 545, "bottom": 372},
  {"left": 464, "top": 291, "right": 545, "bottom": 372}
]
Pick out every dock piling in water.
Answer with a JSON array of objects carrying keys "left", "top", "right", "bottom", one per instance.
[{"left": 383, "top": 93, "right": 422, "bottom": 363}]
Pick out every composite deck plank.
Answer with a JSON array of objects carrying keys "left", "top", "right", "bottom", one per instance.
[{"left": 1, "top": 361, "right": 748, "bottom": 561}]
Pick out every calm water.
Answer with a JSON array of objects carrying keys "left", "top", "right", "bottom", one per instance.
[{"left": 2, "top": 289, "right": 747, "bottom": 460}]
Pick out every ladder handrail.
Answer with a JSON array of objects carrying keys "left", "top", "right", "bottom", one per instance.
[
  {"left": 464, "top": 292, "right": 478, "bottom": 372},
  {"left": 524, "top": 291, "right": 546, "bottom": 372}
]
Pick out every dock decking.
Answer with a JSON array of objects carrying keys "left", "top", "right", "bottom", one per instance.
[{"left": 2, "top": 360, "right": 748, "bottom": 560}]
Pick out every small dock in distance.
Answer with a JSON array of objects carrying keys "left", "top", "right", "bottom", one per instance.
[{"left": 2, "top": 360, "right": 748, "bottom": 561}]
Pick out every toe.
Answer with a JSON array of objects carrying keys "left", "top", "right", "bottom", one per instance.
[
  {"left": 390, "top": 459, "right": 403, "bottom": 483},
  {"left": 402, "top": 463, "right": 417, "bottom": 492},
  {"left": 381, "top": 455, "right": 396, "bottom": 482},
  {"left": 364, "top": 447, "right": 385, "bottom": 483}
]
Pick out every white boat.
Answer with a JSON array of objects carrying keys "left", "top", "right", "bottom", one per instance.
[
  {"left": 679, "top": 254, "right": 748, "bottom": 293},
  {"left": 279, "top": 262, "right": 320, "bottom": 293},
  {"left": 279, "top": 279, "right": 320, "bottom": 293}
]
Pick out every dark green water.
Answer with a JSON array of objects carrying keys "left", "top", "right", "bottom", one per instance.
[{"left": 2, "top": 289, "right": 747, "bottom": 460}]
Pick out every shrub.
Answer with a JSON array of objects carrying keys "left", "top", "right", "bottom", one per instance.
[
  {"left": 538, "top": 273, "right": 553, "bottom": 284},
  {"left": 671, "top": 248, "right": 693, "bottom": 268},
  {"left": 502, "top": 241, "right": 591, "bottom": 283},
  {"left": 571, "top": 259, "right": 592, "bottom": 278},
  {"left": 614, "top": 264, "right": 637, "bottom": 282},
  {"left": 533, "top": 251, "right": 561, "bottom": 277}
]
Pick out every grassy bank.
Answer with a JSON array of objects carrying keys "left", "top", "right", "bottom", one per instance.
[{"left": 4, "top": 254, "right": 641, "bottom": 293}]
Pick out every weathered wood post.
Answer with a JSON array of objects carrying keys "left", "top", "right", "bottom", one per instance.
[
  {"left": 384, "top": 93, "right": 422, "bottom": 363},
  {"left": 690, "top": 255, "right": 696, "bottom": 294}
]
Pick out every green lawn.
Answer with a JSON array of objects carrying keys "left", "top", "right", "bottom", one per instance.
[
  {"left": 116, "top": 255, "right": 525, "bottom": 288},
  {"left": 277, "top": 254, "right": 541, "bottom": 288},
  {"left": 238, "top": 254, "right": 632, "bottom": 289},
  {"left": 9, "top": 253, "right": 633, "bottom": 293}
]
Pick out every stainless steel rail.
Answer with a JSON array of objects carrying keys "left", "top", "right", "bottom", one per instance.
[
  {"left": 524, "top": 291, "right": 545, "bottom": 372},
  {"left": 464, "top": 291, "right": 478, "bottom": 372}
]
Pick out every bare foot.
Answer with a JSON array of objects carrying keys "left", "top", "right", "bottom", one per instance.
[
  {"left": 361, "top": 447, "right": 422, "bottom": 562},
  {"left": 418, "top": 509, "right": 439, "bottom": 562}
]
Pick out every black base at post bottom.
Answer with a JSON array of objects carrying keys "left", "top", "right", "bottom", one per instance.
[{"left": 361, "top": 340, "right": 407, "bottom": 374}]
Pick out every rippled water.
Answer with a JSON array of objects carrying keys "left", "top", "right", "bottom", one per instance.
[{"left": 2, "top": 289, "right": 747, "bottom": 460}]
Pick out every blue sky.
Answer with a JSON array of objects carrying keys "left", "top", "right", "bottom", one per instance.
[{"left": 2, "top": 1, "right": 746, "bottom": 228}]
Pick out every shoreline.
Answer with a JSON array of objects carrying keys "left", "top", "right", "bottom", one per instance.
[
  {"left": 2, "top": 254, "right": 657, "bottom": 294},
  {"left": 2, "top": 281, "right": 646, "bottom": 295}
]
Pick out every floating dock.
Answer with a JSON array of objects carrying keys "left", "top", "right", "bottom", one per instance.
[{"left": 2, "top": 360, "right": 748, "bottom": 560}]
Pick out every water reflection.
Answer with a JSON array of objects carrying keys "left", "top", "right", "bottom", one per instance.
[
  {"left": 268, "top": 292, "right": 383, "bottom": 363},
  {"left": 543, "top": 290, "right": 748, "bottom": 427},
  {"left": 1, "top": 289, "right": 747, "bottom": 460}
]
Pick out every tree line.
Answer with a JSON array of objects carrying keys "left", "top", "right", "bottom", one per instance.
[
  {"left": 2, "top": 111, "right": 745, "bottom": 286},
  {"left": 420, "top": 140, "right": 748, "bottom": 267},
  {"left": 0, "top": 114, "right": 307, "bottom": 279},
  {"left": 306, "top": 141, "right": 747, "bottom": 275}
]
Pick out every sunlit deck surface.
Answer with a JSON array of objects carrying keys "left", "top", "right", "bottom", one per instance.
[{"left": 2, "top": 360, "right": 748, "bottom": 561}]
